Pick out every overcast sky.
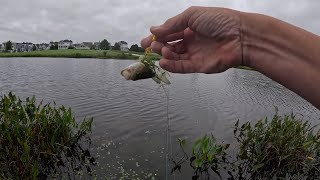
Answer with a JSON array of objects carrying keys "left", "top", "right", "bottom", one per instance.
[{"left": 0, "top": 0, "right": 319, "bottom": 46}]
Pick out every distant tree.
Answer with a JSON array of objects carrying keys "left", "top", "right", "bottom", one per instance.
[
  {"left": 90, "top": 44, "right": 96, "bottom": 50},
  {"left": 5, "top": 41, "right": 12, "bottom": 52},
  {"left": 50, "top": 44, "right": 58, "bottom": 50},
  {"left": 138, "top": 47, "right": 145, "bottom": 52},
  {"left": 32, "top": 45, "right": 37, "bottom": 51},
  {"left": 100, "top": 39, "right": 110, "bottom": 50},
  {"left": 129, "top": 44, "right": 139, "bottom": 52},
  {"left": 112, "top": 42, "right": 121, "bottom": 51}
]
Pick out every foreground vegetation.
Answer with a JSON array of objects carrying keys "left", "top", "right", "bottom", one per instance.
[
  {"left": 0, "top": 93, "right": 95, "bottom": 179},
  {"left": 173, "top": 110, "right": 320, "bottom": 179},
  {"left": 1, "top": 94, "right": 312, "bottom": 179},
  {"left": 0, "top": 49, "right": 161, "bottom": 60}
]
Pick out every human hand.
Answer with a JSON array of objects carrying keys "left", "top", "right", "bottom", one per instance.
[{"left": 141, "top": 6, "right": 244, "bottom": 74}]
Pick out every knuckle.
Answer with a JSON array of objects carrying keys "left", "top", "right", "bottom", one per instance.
[
  {"left": 186, "top": 6, "right": 201, "bottom": 14},
  {"left": 186, "top": 6, "right": 196, "bottom": 12}
]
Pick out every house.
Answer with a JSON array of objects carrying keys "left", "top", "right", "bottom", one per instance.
[
  {"left": 1, "top": 42, "right": 6, "bottom": 51},
  {"left": 38, "top": 43, "right": 49, "bottom": 50},
  {"left": 15, "top": 43, "right": 22, "bottom": 52},
  {"left": 118, "top": 41, "right": 129, "bottom": 51},
  {"left": 20, "top": 42, "right": 33, "bottom": 52},
  {"left": 83, "top": 42, "right": 93, "bottom": 49},
  {"left": 58, "top": 40, "right": 73, "bottom": 49},
  {"left": 74, "top": 43, "right": 90, "bottom": 50}
]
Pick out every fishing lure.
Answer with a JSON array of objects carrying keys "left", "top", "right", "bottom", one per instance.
[{"left": 121, "top": 35, "right": 171, "bottom": 85}]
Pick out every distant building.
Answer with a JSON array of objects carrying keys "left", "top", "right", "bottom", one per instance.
[
  {"left": 74, "top": 43, "right": 90, "bottom": 50},
  {"left": 83, "top": 42, "right": 93, "bottom": 49},
  {"left": 21, "top": 42, "right": 33, "bottom": 52},
  {"left": 18, "top": 42, "right": 33, "bottom": 52},
  {"left": 58, "top": 40, "right": 73, "bottom": 49},
  {"left": 38, "top": 43, "right": 49, "bottom": 50},
  {"left": 15, "top": 43, "right": 22, "bottom": 52},
  {"left": 1, "top": 42, "right": 5, "bottom": 51},
  {"left": 118, "top": 41, "right": 129, "bottom": 51}
]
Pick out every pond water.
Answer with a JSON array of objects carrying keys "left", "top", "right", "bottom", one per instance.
[{"left": 0, "top": 58, "right": 319, "bottom": 179}]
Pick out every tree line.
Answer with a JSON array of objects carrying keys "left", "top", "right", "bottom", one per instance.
[
  {"left": 2, "top": 39, "right": 145, "bottom": 53},
  {"left": 98, "top": 39, "right": 144, "bottom": 52}
]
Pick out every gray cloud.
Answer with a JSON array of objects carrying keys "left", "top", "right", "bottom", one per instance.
[{"left": 0, "top": 0, "right": 319, "bottom": 46}]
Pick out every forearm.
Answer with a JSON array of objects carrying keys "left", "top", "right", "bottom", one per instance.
[{"left": 241, "top": 12, "right": 320, "bottom": 109}]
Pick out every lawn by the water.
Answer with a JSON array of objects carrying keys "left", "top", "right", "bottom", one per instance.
[{"left": 0, "top": 49, "right": 161, "bottom": 60}]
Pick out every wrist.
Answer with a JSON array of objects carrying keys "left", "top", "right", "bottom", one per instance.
[
  {"left": 239, "top": 12, "right": 278, "bottom": 69},
  {"left": 240, "top": 11, "right": 320, "bottom": 70}
]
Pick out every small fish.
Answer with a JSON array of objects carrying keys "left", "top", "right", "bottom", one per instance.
[
  {"left": 121, "top": 34, "right": 171, "bottom": 84},
  {"left": 121, "top": 55, "right": 171, "bottom": 84},
  {"left": 121, "top": 62, "right": 155, "bottom": 81}
]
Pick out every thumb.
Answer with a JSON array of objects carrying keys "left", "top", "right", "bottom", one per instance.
[{"left": 151, "top": 7, "right": 197, "bottom": 37}]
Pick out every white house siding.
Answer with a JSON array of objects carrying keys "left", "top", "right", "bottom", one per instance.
[
  {"left": 120, "top": 44, "right": 129, "bottom": 51},
  {"left": 58, "top": 40, "right": 73, "bottom": 49}
]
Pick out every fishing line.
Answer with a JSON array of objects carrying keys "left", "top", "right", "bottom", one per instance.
[
  {"left": 161, "top": 85, "right": 173, "bottom": 180},
  {"left": 120, "top": 34, "right": 173, "bottom": 179}
]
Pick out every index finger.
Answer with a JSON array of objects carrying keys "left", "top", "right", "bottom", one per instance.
[
  {"left": 150, "top": 7, "right": 197, "bottom": 37},
  {"left": 140, "top": 32, "right": 185, "bottom": 49}
]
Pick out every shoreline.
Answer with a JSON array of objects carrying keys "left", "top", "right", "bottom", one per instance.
[
  {"left": 0, "top": 49, "right": 160, "bottom": 61},
  {"left": 0, "top": 49, "right": 254, "bottom": 71}
]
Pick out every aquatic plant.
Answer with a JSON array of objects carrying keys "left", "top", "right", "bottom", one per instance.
[
  {"left": 172, "top": 135, "right": 230, "bottom": 180},
  {"left": 190, "top": 134, "right": 230, "bottom": 179},
  {"left": 173, "top": 110, "right": 320, "bottom": 179},
  {"left": 0, "top": 92, "right": 95, "bottom": 179},
  {"left": 233, "top": 109, "right": 320, "bottom": 179}
]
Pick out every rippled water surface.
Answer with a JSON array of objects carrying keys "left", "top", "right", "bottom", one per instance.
[{"left": 0, "top": 58, "right": 319, "bottom": 179}]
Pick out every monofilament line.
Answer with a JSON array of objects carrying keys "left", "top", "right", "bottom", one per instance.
[{"left": 162, "top": 85, "right": 173, "bottom": 180}]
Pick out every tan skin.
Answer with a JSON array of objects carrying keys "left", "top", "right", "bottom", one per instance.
[{"left": 141, "top": 6, "right": 320, "bottom": 110}]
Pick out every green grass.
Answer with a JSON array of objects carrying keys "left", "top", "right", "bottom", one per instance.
[
  {"left": 0, "top": 49, "right": 142, "bottom": 60},
  {"left": 0, "top": 92, "right": 95, "bottom": 179},
  {"left": 0, "top": 49, "right": 161, "bottom": 61}
]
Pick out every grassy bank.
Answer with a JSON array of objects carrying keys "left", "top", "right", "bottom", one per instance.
[
  {"left": 0, "top": 50, "right": 255, "bottom": 71},
  {"left": 0, "top": 49, "right": 161, "bottom": 60}
]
